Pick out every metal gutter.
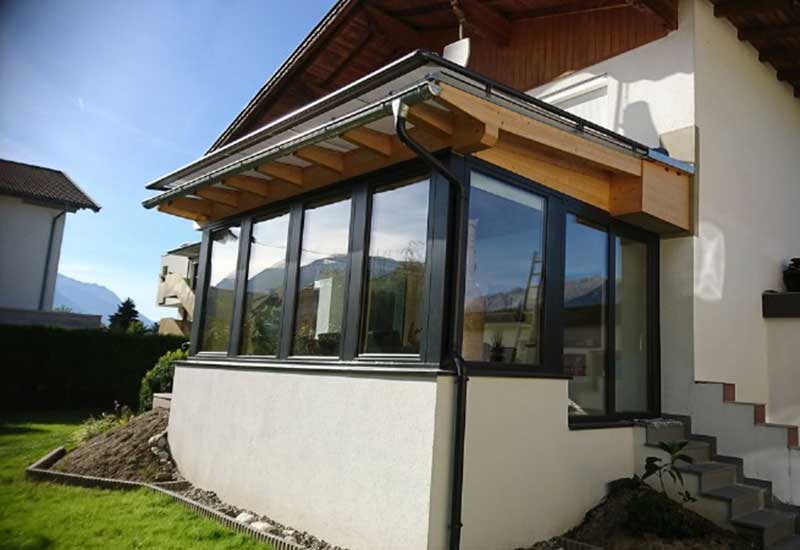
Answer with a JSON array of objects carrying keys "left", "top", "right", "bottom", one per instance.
[
  {"left": 142, "top": 80, "right": 440, "bottom": 209},
  {"left": 146, "top": 50, "right": 435, "bottom": 191}
]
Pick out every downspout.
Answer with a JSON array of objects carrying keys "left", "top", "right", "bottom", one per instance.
[
  {"left": 392, "top": 99, "right": 468, "bottom": 550},
  {"left": 39, "top": 209, "right": 66, "bottom": 310}
]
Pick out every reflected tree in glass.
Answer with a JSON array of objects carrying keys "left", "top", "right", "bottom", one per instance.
[
  {"left": 362, "top": 180, "right": 429, "bottom": 354},
  {"left": 292, "top": 198, "right": 351, "bottom": 356},
  {"left": 240, "top": 213, "right": 291, "bottom": 356},
  {"left": 201, "top": 227, "right": 241, "bottom": 352}
]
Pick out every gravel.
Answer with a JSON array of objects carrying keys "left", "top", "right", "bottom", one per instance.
[{"left": 178, "top": 484, "right": 348, "bottom": 550}]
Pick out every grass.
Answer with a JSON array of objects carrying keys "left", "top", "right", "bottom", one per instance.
[{"left": 0, "top": 411, "right": 270, "bottom": 550}]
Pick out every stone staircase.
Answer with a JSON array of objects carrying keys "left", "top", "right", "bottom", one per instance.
[{"left": 642, "top": 420, "right": 800, "bottom": 549}]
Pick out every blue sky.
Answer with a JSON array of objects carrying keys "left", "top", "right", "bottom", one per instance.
[{"left": 0, "top": 0, "right": 334, "bottom": 321}]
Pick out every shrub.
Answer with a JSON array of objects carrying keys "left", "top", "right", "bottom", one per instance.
[
  {"left": 138, "top": 347, "right": 188, "bottom": 412},
  {"left": 70, "top": 401, "right": 133, "bottom": 448},
  {"left": 0, "top": 324, "right": 186, "bottom": 410}
]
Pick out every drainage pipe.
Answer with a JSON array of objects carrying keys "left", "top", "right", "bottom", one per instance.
[
  {"left": 39, "top": 209, "right": 66, "bottom": 311},
  {"left": 393, "top": 99, "right": 468, "bottom": 550}
]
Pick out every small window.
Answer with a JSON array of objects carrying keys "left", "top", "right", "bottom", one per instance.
[
  {"left": 462, "top": 172, "right": 546, "bottom": 365},
  {"left": 200, "top": 226, "right": 241, "bottom": 352},
  {"left": 292, "top": 197, "right": 352, "bottom": 356},
  {"left": 240, "top": 213, "right": 291, "bottom": 356},
  {"left": 361, "top": 180, "right": 430, "bottom": 355}
]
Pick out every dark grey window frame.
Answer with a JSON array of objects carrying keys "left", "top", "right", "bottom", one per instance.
[
  {"left": 190, "top": 156, "right": 451, "bottom": 367},
  {"left": 188, "top": 151, "right": 660, "bottom": 421}
]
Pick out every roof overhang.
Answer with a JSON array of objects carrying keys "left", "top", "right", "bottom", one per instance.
[{"left": 143, "top": 53, "right": 694, "bottom": 236}]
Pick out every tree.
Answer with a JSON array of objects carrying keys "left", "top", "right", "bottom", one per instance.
[{"left": 109, "top": 298, "right": 139, "bottom": 332}]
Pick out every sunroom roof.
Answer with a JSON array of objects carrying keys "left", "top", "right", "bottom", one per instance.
[{"left": 143, "top": 51, "right": 693, "bottom": 234}]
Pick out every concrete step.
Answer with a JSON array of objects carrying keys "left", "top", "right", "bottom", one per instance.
[
  {"left": 770, "top": 535, "right": 800, "bottom": 550},
  {"left": 681, "top": 440, "right": 713, "bottom": 463},
  {"left": 703, "top": 484, "right": 765, "bottom": 519},
  {"left": 677, "top": 461, "right": 738, "bottom": 492},
  {"left": 733, "top": 509, "right": 797, "bottom": 548}
]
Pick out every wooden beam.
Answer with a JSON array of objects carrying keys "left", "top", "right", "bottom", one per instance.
[
  {"left": 196, "top": 186, "right": 241, "bottom": 208},
  {"left": 633, "top": 0, "right": 678, "bottom": 30},
  {"left": 715, "top": 0, "right": 799, "bottom": 19},
  {"left": 158, "top": 203, "right": 208, "bottom": 222},
  {"left": 739, "top": 24, "right": 800, "bottom": 43},
  {"left": 435, "top": 82, "right": 643, "bottom": 176},
  {"left": 363, "top": 5, "right": 421, "bottom": 48},
  {"left": 407, "top": 103, "right": 455, "bottom": 139},
  {"left": 342, "top": 127, "right": 394, "bottom": 157},
  {"left": 452, "top": 112, "right": 499, "bottom": 154},
  {"left": 294, "top": 145, "right": 345, "bottom": 173},
  {"left": 759, "top": 48, "right": 797, "bottom": 66},
  {"left": 223, "top": 175, "right": 273, "bottom": 197},
  {"left": 777, "top": 68, "right": 800, "bottom": 82},
  {"left": 169, "top": 197, "right": 214, "bottom": 217},
  {"left": 457, "top": 0, "right": 512, "bottom": 47},
  {"left": 256, "top": 162, "right": 305, "bottom": 186}
]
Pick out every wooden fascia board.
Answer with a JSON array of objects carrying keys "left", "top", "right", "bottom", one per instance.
[{"left": 434, "top": 82, "right": 643, "bottom": 176}]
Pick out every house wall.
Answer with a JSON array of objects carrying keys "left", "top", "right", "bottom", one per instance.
[
  {"left": 692, "top": 0, "right": 800, "bottom": 406},
  {"left": 0, "top": 195, "right": 66, "bottom": 311},
  {"left": 765, "top": 320, "right": 800, "bottom": 427},
  {"left": 168, "top": 366, "right": 455, "bottom": 550},
  {"left": 460, "top": 377, "right": 638, "bottom": 550}
]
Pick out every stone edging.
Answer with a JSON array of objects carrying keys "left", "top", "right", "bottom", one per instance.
[
  {"left": 25, "top": 447, "right": 303, "bottom": 550},
  {"left": 26, "top": 447, "right": 602, "bottom": 550}
]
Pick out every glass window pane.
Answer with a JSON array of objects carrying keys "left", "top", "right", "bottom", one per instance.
[
  {"left": 564, "top": 215, "right": 607, "bottom": 416},
  {"left": 615, "top": 236, "right": 649, "bottom": 413},
  {"left": 462, "top": 172, "right": 545, "bottom": 365},
  {"left": 240, "top": 213, "right": 291, "bottom": 356},
  {"left": 362, "top": 180, "right": 429, "bottom": 354},
  {"left": 200, "top": 227, "right": 241, "bottom": 352},
  {"left": 292, "top": 198, "right": 351, "bottom": 356}
]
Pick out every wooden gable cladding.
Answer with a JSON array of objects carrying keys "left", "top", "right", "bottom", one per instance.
[
  {"left": 165, "top": 81, "right": 691, "bottom": 236},
  {"left": 214, "top": 0, "right": 676, "bottom": 150}
]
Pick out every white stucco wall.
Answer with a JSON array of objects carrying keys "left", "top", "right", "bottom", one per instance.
[
  {"left": 168, "top": 366, "right": 455, "bottom": 550},
  {"left": 765, "top": 320, "right": 800, "bottom": 427},
  {"left": 692, "top": 0, "right": 800, "bottom": 406},
  {"left": 460, "top": 377, "right": 638, "bottom": 550},
  {"left": 0, "top": 195, "right": 66, "bottom": 310},
  {"left": 529, "top": 0, "right": 695, "bottom": 150}
]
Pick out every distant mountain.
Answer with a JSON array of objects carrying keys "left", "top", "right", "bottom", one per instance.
[{"left": 54, "top": 274, "right": 153, "bottom": 326}]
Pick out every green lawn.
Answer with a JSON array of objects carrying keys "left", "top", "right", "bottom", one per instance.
[{"left": 0, "top": 411, "right": 269, "bottom": 550}]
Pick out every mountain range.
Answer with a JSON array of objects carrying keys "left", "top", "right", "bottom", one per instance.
[{"left": 54, "top": 273, "right": 153, "bottom": 326}]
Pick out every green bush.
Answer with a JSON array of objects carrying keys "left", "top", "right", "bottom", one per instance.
[
  {"left": 70, "top": 402, "right": 133, "bottom": 447},
  {"left": 138, "top": 347, "right": 188, "bottom": 412},
  {"left": 0, "top": 324, "right": 186, "bottom": 411}
]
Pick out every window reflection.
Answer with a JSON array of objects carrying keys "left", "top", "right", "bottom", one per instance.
[
  {"left": 292, "top": 198, "right": 351, "bottom": 356},
  {"left": 564, "top": 215, "right": 607, "bottom": 416},
  {"left": 240, "top": 213, "right": 291, "bottom": 356},
  {"left": 362, "top": 180, "right": 429, "bottom": 354},
  {"left": 200, "top": 227, "right": 241, "bottom": 352},
  {"left": 615, "top": 236, "right": 649, "bottom": 413},
  {"left": 462, "top": 172, "right": 545, "bottom": 365}
]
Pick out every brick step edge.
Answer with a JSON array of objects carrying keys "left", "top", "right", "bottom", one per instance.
[{"left": 25, "top": 447, "right": 303, "bottom": 550}]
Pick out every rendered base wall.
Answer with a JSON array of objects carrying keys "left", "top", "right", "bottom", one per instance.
[
  {"left": 766, "top": 319, "right": 800, "bottom": 428},
  {"left": 168, "top": 366, "right": 454, "bottom": 550},
  {"left": 460, "top": 377, "right": 638, "bottom": 550}
]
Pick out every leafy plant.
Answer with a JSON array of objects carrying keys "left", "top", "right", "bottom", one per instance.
[
  {"left": 641, "top": 440, "right": 697, "bottom": 504},
  {"left": 138, "top": 347, "right": 188, "bottom": 412},
  {"left": 70, "top": 401, "right": 133, "bottom": 447}
]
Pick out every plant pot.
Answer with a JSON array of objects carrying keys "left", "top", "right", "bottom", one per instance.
[{"left": 784, "top": 258, "right": 800, "bottom": 292}]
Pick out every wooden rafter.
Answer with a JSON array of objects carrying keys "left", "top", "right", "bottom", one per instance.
[
  {"left": 406, "top": 103, "right": 455, "bottom": 139},
  {"left": 223, "top": 175, "right": 274, "bottom": 197},
  {"left": 363, "top": 5, "right": 421, "bottom": 48},
  {"left": 632, "top": 0, "right": 678, "bottom": 30},
  {"left": 513, "top": 1, "right": 630, "bottom": 21},
  {"left": 196, "top": 186, "right": 241, "bottom": 208},
  {"left": 456, "top": 0, "right": 512, "bottom": 47},
  {"left": 158, "top": 203, "right": 208, "bottom": 222},
  {"left": 256, "top": 162, "right": 305, "bottom": 186},
  {"left": 342, "top": 127, "right": 394, "bottom": 156},
  {"left": 714, "top": 0, "right": 799, "bottom": 18},
  {"left": 777, "top": 68, "right": 800, "bottom": 83},
  {"left": 294, "top": 145, "right": 345, "bottom": 173},
  {"left": 739, "top": 24, "right": 800, "bottom": 44}
]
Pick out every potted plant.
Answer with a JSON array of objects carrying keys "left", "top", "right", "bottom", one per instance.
[{"left": 784, "top": 258, "right": 800, "bottom": 292}]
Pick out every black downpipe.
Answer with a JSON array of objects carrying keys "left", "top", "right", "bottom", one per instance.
[{"left": 393, "top": 99, "right": 468, "bottom": 550}]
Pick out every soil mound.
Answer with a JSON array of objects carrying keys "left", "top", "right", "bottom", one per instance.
[
  {"left": 522, "top": 479, "right": 756, "bottom": 550},
  {"left": 54, "top": 409, "right": 178, "bottom": 482}
]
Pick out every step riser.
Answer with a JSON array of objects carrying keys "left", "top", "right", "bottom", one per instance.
[
  {"left": 701, "top": 468, "right": 739, "bottom": 492},
  {"left": 683, "top": 445, "right": 712, "bottom": 464},
  {"left": 736, "top": 515, "right": 796, "bottom": 548},
  {"left": 730, "top": 492, "right": 764, "bottom": 519}
]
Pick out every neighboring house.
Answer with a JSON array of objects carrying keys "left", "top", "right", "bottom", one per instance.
[
  {"left": 156, "top": 241, "right": 200, "bottom": 337},
  {"left": 143, "top": 2, "right": 800, "bottom": 550},
  {"left": 0, "top": 159, "right": 102, "bottom": 329}
]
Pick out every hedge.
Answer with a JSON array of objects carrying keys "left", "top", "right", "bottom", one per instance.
[{"left": 0, "top": 324, "right": 186, "bottom": 411}]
